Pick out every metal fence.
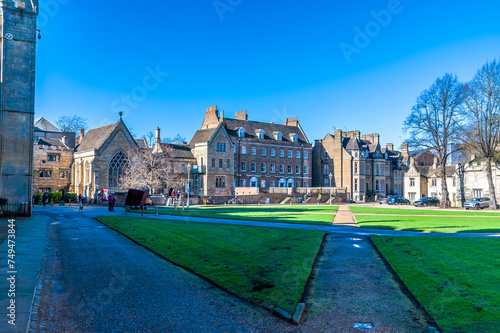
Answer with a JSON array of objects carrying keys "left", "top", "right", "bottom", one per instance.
[{"left": 0, "top": 202, "right": 31, "bottom": 217}]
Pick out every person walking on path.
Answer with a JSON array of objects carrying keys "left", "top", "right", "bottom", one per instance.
[
  {"left": 108, "top": 194, "right": 115, "bottom": 212},
  {"left": 317, "top": 193, "right": 322, "bottom": 205},
  {"left": 78, "top": 194, "right": 83, "bottom": 212}
]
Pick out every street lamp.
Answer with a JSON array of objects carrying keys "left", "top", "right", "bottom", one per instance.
[
  {"left": 329, "top": 172, "right": 333, "bottom": 205},
  {"left": 187, "top": 163, "right": 191, "bottom": 208}
]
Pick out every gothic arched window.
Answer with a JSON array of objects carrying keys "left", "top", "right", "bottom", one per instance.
[{"left": 109, "top": 150, "right": 130, "bottom": 188}]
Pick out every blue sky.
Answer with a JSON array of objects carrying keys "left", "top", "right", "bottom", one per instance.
[{"left": 35, "top": 0, "right": 500, "bottom": 148}]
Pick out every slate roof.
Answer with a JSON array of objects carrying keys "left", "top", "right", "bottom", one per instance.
[
  {"left": 413, "top": 165, "right": 455, "bottom": 178},
  {"left": 222, "top": 118, "right": 309, "bottom": 144},
  {"left": 36, "top": 138, "right": 68, "bottom": 148},
  {"left": 160, "top": 143, "right": 195, "bottom": 159},
  {"left": 75, "top": 123, "right": 117, "bottom": 152},
  {"left": 34, "top": 117, "right": 61, "bottom": 132},
  {"left": 135, "top": 138, "right": 149, "bottom": 149},
  {"left": 190, "top": 128, "right": 218, "bottom": 147}
]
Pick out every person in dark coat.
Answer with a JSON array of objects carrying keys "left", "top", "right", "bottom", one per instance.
[{"left": 108, "top": 194, "right": 115, "bottom": 212}]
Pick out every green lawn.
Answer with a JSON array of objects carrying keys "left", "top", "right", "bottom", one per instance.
[
  {"left": 158, "top": 205, "right": 339, "bottom": 213},
  {"left": 351, "top": 206, "right": 500, "bottom": 216},
  {"left": 127, "top": 206, "right": 338, "bottom": 226},
  {"left": 96, "top": 216, "right": 325, "bottom": 313},
  {"left": 372, "top": 237, "right": 500, "bottom": 332},
  {"left": 355, "top": 215, "right": 500, "bottom": 233}
]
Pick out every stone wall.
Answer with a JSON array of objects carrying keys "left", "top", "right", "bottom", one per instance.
[
  {"left": 33, "top": 144, "right": 73, "bottom": 196},
  {"left": 0, "top": 1, "right": 39, "bottom": 208}
]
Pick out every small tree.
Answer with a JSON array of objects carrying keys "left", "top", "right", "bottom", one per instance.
[
  {"left": 56, "top": 115, "right": 88, "bottom": 133},
  {"left": 122, "top": 148, "right": 172, "bottom": 193},
  {"left": 461, "top": 60, "right": 500, "bottom": 209},
  {"left": 404, "top": 73, "right": 465, "bottom": 208}
]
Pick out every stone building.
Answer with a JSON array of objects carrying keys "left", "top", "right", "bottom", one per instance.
[
  {"left": 190, "top": 106, "right": 313, "bottom": 195},
  {"left": 152, "top": 127, "right": 197, "bottom": 195},
  {"left": 403, "top": 155, "right": 457, "bottom": 204},
  {"left": 72, "top": 117, "right": 139, "bottom": 199},
  {"left": 455, "top": 157, "right": 500, "bottom": 206},
  {"left": 0, "top": 0, "right": 39, "bottom": 212},
  {"left": 32, "top": 118, "right": 75, "bottom": 197},
  {"left": 313, "top": 130, "right": 404, "bottom": 202}
]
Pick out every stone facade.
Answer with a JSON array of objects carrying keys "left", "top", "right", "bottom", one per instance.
[
  {"left": 313, "top": 130, "right": 404, "bottom": 202},
  {"left": 455, "top": 158, "right": 500, "bottom": 206},
  {"left": 32, "top": 118, "right": 75, "bottom": 197},
  {"left": 72, "top": 118, "right": 139, "bottom": 199},
  {"left": 0, "top": 0, "right": 39, "bottom": 210}
]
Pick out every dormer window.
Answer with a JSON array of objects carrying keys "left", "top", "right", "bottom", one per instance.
[
  {"left": 275, "top": 132, "right": 283, "bottom": 141},
  {"left": 258, "top": 130, "right": 265, "bottom": 139},
  {"left": 238, "top": 128, "right": 246, "bottom": 138},
  {"left": 290, "top": 133, "right": 298, "bottom": 143}
]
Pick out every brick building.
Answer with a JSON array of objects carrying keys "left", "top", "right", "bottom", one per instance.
[
  {"left": 313, "top": 130, "right": 404, "bottom": 202},
  {"left": 32, "top": 118, "right": 75, "bottom": 197},
  {"left": 0, "top": 0, "right": 39, "bottom": 212},
  {"left": 190, "top": 106, "right": 313, "bottom": 195}
]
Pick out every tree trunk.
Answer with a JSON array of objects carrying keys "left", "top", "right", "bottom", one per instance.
[
  {"left": 440, "top": 161, "right": 450, "bottom": 208},
  {"left": 485, "top": 156, "right": 498, "bottom": 209}
]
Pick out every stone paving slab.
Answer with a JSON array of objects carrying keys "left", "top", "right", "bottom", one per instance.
[{"left": 0, "top": 214, "right": 51, "bottom": 333}]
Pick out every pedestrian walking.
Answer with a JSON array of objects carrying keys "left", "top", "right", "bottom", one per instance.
[
  {"left": 78, "top": 194, "right": 83, "bottom": 212},
  {"left": 108, "top": 194, "right": 115, "bottom": 212},
  {"left": 317, "top": 193, "right": 322, "bottom": 205}
]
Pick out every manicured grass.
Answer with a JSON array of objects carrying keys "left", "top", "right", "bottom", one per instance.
[
  {"left": 127, "top": 206, "right": 338, "bottom": 226},
  {"left": 355, "top": 215, "right": 500, "bottom": 233},
  {"left": 159, "top": 205, "right": 339, "bottom": 213},
  {"left": 96, "top": 216, "right": 325, "bottom": 313},
  {"left": 372, "top": 237, "right": 500, "bottom": 332},
  {"left": 351, "top": 206, "right": 500, "bottom": 216}
]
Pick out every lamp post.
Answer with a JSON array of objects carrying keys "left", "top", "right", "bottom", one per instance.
[
  {"left": 187, "top": 163, "right": 191, "bottom": 208},
  {"left": 329, "top": 172, "right": 333, "bottom": 206}
]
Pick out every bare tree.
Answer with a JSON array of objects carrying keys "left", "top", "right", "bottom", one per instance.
[
  {"left": 461, "top": 60, "right": 500, "bottom": 209},
  {"left": 122, "top": 149, "right": 171, "bottom": 193},
  {"left": 404, "top": 73, "right": 465, "bottom": 208},
  {"left": 143, "top": 131, "right": 155, "bottom": 148},
  {"left": 56, "top": 115, "right": 88, "bottom": 133},
  {"left": 162, "top": 133, "right": 186, "bottom": 144}
]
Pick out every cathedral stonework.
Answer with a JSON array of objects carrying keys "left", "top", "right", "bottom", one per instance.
[{"left": 0, "top": 0, "right": 39, "bottom": 214}]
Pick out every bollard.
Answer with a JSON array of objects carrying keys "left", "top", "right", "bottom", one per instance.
[
  {"left": 182, "top": 203, "right": 185, "bottom": 210},
  {"left": 50, "top": 199, "right": 54, "bottom": 207},
  {"left": 141, "top": 206, "right": 145, "bottom": 216},
  {"left": 155, "top": 205, "right": 158, "bottom": 216}
]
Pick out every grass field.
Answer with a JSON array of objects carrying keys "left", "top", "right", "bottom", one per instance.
[
  {"left": 372, "top": 237, "right": 500, "bottom": 332},
  {"left": 96, "top": 216, "right": 325, "bottom": 313},
  {"left": 355, "top": 215, "right": 500, "bottom": 233},
  {"left": 127, "top": 205, "right": 338, "bottom": 226},
  {"left": 351, "top": 206, "right": 500, "bottom": 216}
]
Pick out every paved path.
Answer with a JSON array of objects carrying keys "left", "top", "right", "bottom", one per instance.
[
  {"left": 5, "top": 205, "right": 500, "bottom": 332},
  {"left": 0, "top": 214, "right": 51, "bottom": 333},
  {"left": 332, "top": 205, "right": 358, "bottom": 227}
]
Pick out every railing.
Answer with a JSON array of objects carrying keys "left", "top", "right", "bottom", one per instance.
[{"left": 0, "top": 202, "right": 31, "bottom": 217}]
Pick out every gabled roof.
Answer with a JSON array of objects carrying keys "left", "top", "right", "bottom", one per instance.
[
  {"left": 34, "top": 117, "right": 61, "bottom": 132},
  {"left": 75, "top": 123, "right": 117, "bottom": 152},
  {"left": 190, "top": 127, "right": 218, "bottom": 147},
  {"left": 222, "top": 118, "right": 309, "bottom": 144}
]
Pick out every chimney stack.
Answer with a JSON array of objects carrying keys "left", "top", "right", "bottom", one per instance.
[
  {"left": 410, "top": 157, "right": 415, "bottom": 166},
  {"left": 235, "top": 110, "right": 248, "bottom": 120},
  {"left": 201, "top": 105, "right": 220, "bottom": 129},
  {"left": 401, "top": 142, "right": 409, "bottom": 158},
  {"left": 386, "top": 143, "right": 394, "bottom": 151},
  {"left": 285, "top": 117, "right": 299, "bottom": 127}
]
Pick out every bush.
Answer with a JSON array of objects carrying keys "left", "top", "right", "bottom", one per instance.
[
  {"left": 0, "top": 198, "right": 7, "bottom": 205},
  {"left": 52, "top": 192, "right": 63, "bottom": 203},
  {"left": 59, "top": 201, "right": 65, "bottom": 206},
  {"left": 65, "top": 192, "right": 77, "bottom": 203}
]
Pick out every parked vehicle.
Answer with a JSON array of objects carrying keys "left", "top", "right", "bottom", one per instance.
[
  {"left": 227, "top": 197, "right": 240, "bottom": 204},
  {"left": 378, "top": 196, "right": 390, "bottom": 204},
  {"left": 388, "top": 196, "right": 410, "bottom": 205},
  {"left": 413, "top": 197, "right": 440, "bottom": 207},
  {"left": 464, "top": 197, "right": 491, "bottom": 210}
]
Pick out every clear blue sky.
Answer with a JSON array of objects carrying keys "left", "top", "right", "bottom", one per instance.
[{"left": 35, "top": 0, "right": 500, "bottom": 148}]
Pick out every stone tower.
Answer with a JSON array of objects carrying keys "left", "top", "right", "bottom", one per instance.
[{"left": 0, "top": 0, "right": 39, "bottom": 213}]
